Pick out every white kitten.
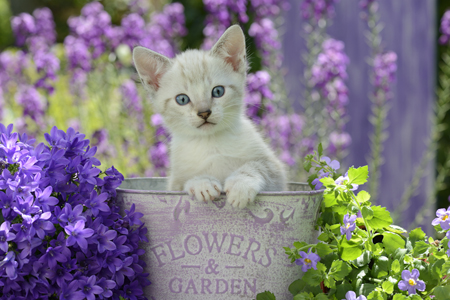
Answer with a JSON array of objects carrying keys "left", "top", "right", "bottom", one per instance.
[{"left": 133, "top": 25, "right": 287, "bottom": 208}]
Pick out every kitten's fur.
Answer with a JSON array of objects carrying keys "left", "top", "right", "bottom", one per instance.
[{"left": 133, "top": 25, "right": 287, "bottom": 208}]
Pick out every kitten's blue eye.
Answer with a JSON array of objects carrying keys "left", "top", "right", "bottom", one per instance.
[
  {"left": 212, "top": 86, "right": 225, "bottom": 98},
  {"left": 175, "top": 94, "right": 190, "bottom": 105}
]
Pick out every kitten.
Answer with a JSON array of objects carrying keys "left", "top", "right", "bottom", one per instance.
[{"left": 133, "top": 25, "right": 287, "bottom": 208}]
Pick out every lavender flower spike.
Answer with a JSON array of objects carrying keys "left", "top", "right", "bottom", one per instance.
[
  {"left": 431, "top": 207, "right": 450, "bottom": 230},
  {"left": 64, "top": 220, "right": 94, "bottom": 250},
  {"left": 341, "top": 214, "right": 357, "bottom": 241},
  {"left": 343, "top": 291, "right": 367, "bottom": 300},
  {"left": 295, "top": 248, "right": 320, "bottom": 272},
  {"left": 398, "top": 269, "right": 426, "bottom": 295}
]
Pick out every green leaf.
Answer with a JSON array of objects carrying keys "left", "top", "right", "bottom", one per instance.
[
  {"left": 323, "top": 193, "right": 338, "bottom": 207},
  {"left": 372, "top": 256, "right": 390, "bottom": 279},
  {"left": 302, "top": 264, "right": 325, "bottom": 286},
  {"left": 317, "top": 232, "right": 329, "bottom": 242},
  {"left": 294, "top": 241, "right": 308, "bottom": 249},
  {"left": 339, "top": 237, "right": 363, "bottom": 261},
  {"left": 366, "top": 206, "right": 393, "bottom": 229},
  {"left": 314, "top": 294, "right": 328, "bottom": 300},
  {"left": 256, "top": 291, "right": 276, "bottom": 300},
  {"left": 442, "top": 260, "right": 450, "bottom": 275},
  {"left": 367, "top": 290, "right": 387, "bottom": 300},
  {"left": 410, "top": 295, "right": 422, "bottom": 300},
  {"left": 381, "top": 281, "right": 394, "bottom": 294},
  {"left": 392, "top": 295, "right": 408, "bottom": 300},
  {"left": 316, "top": 243, "right": 333, "bottom": 257},
  {"left": 357, "top": 283, "right": 376, "bottom": 297},
  {"left": 434, "top": 286, "right": 450, "bottom": 298},
  {"left": 323, "top": 274, "right": 336, "bottom": 289},
  {"left": 382, "top": 232, "right": 405, "bottom": 255},
  {"left": 304, "top": 160, "right": 313, "bottom": 172},
  {"left": 320, "top": 177, "right": 336, "bottom": 188},
  {"left": 391, "top": 259, "right": 401, "bottom": 274},
  {"left": 329, "top": 260, "right": 352, "bottom": 281},
  {"left": 384, "top": 225, "right": 407, "bottom": 234},
  {"left": 351, "top": 250, "right": 373, "bottom": 267},
  {"left": 409, "top": 227, "right": 426, "bottom": 247},
  {"left": 289, "top": 279, "right": 306, "bottom": 296},
  {"left": 361, "top": 206, "right": 374, "bottom": 220},
  {"left": 347, "top": 166, "right": 369, "bottom": 185},
  {"left": 294, "top": 292, "right": 314, "bottom": 300},
  {"left": 412, "top": 241, "right": 430, "bottom": 256},
  {"left": 318, "top": 143, "right": 323, "bottom": 157},
  {"left": 356, "top": 190, "right": 370, "bottom": 203},
  {"left": 431, "top": 259, "right": 445, "bottom": 279},
  {"left": 392, "top": 248, "right": 408, "bottom": 261}
]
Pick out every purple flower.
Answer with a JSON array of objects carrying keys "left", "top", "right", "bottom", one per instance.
[
  {"left": 77, "top": 275, "right": 104, "bottom": 300},
  {"left": 0, "top": 222, "right": 16, "bottom": 252},
  {"left": 432, "top": 207, "right": 450, "bottom": 230},
  {"left": 335, "top": 173, "right": 359, "bottom": 191},
  {"left": 65, "top": 220, "right": 95, "bottom": 250},
  {"left": 85, "top": 190, "right": 110, "bottom": 217},
  {"left": 38, "top": 246, "right": 68, "bottom": 268},
  {"left": 11, "top": 13, "right": 36, "bottom": 46},
  {"left": 248, "top": 18, "right": 281, "bottom": 66},
  {"left": 343, "top": 291, "right": 367, "bottom": 300},
  {"left": 440, "top": 10, "right": 450, "bottom": 45},
  {"left": 300, "top": 0, "right": 339, "bottom": 23},
  {"left": 0, "top": 251, "right": 18, "bottom": 280},
  {"left": 295, "top": 248, "right": 320, "bottom": 272},
  {"left": 125, "top": 203, "right": 144, "bottom": 226},
  {"left": 311, "top": 171, "right": 330, "bottom": 190},
  {"left": 60, "top": 280, "right": 81, "bottom": 300},
  {"left": 341, "top": 214, "right": 357, "bottom": 240},
  {"left": 120, "top": 79, "right": 142, "bottom": 114},
  {"left": 95, "top": 224, "right": 117, "bottom": 253},
  {"left": 398, "top": 269, "right": 426, "bottom": 295},
  {"left": 373, "top": 51, "right": 397, "bottom": 94},
  {"left": 318, "top": 156, "right": 340, "bottom": 171}
]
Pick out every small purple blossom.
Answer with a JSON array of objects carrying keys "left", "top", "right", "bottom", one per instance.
[
  {"left": 0, "top": 222, "right": 15, "bottom": 252},
  {"left": 311, "top": 171, "right": 330, "bottom": 190},
  {"left": 343, "top": 291, "right": 367, "bottom": 300},
  {"left": 373, "top": 51, "right": 397, "bottom": 94},
  {"left": 398, "top": 269, "right": 426, "bottom": 295},
  {"left": 440, "top": 11, "right": 450, "bottom": 45},
  {"left": 295, "top": 248, "right": 320, "bottom": 272},
  {"left": 335, "top": 173, "right": 359, "bottom": 191},
  {"left": 65, "top": 220, "right": 95, "bottom": 250},
  {"left": 431, "top": 207, "right": 450, "bottom": 230},
  {"left": 77, "top": 275, "right": 104, "bottom": 300},
  {"left": 341, "top": 214, "right": 357, "bottom": 240}
]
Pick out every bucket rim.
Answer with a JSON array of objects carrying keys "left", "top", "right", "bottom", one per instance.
[{"left": 116, "top": 177, "right": 325, "bottom": 196}]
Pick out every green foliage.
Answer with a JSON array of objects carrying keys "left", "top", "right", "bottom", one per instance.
[{"left": 257, "top": 147, "right": 450, "bottom": 299}]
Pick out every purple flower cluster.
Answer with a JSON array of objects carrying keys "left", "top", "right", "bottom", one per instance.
[
  {"left": 0, "top": 124, "right": 149, "bottom": 299},
  {"left": 300, "top": 0, "right": 339, "bottom": 23},
  {"left": 202, "top": 0, "right": 248, "bottom": 49},
  {"left": 10, "top": 8, "right": 59, "bottom": 94},
  {"left": 398, "top": 269, "right": 426, "bottom": 295},
  {"left": 343, "top": 291, "right": 367, "bottom": 300},
  {"left": 147, "top": 114, "right": 170, "bottom": 177},
  {"left": 248, "top": 18, "right": 282, "bottom": 67},
  {"left": 120, "top": 80, "right": 143, "bottom": 115},
  {"left": 340, "top": 213, "right": 357, "bottom": 240},
  {"left": 245, "top": 71, "right": 274, "bottom": 123},
  {"left": 440, "top": 11, "right": 450, "bottom": 45},
  {"left": 373, "top": 51, "right": 397, "bottom": 94},
  {"left": 262, "top": 114, "right": 305, "bottom": 166}
]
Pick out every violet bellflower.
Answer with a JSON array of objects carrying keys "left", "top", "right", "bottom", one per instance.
[
  {"left": 398, "top": 269, "right": 426, "bottom": 295},
  {"left": 340, "top": 214, "right": 357, "bottom": 240},
  {"left": 245, "top": 71, "right": 274, "bottom": 123},
  {"left": 431, "top": 207, "right": 450, "bottom": 230},
  {"left": 0, "top": 123, "right": 149, "bottom": 297},
  {"left": 295, "top": 248, "right": 320, "bottom": 272},
  {"left": 343, "top": 291, "right": 367, "bottom": 300}
]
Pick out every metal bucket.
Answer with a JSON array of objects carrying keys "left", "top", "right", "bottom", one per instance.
[{"left": 116, "top": 177, "right": 323, "bottom": 300}]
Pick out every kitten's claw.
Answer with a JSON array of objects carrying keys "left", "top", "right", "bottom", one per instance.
[
  {"left": 224, "top": 176, "right": 258, "bottom": 209},
  {"left": 184, "top": 176, "right": 222, "bottom": 202}
]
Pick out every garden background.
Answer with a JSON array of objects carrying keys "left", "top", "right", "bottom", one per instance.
[{"left": 0, "top": 0, "right": 449, "bottom": 235}]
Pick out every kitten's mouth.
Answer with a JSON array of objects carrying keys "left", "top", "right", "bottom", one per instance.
[{"left": 198, "top": 121, "right": 216, "bottom": 128}]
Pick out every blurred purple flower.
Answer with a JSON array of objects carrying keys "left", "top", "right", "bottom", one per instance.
[
  {"left": 148, "top": 141, "right": 169, "bottom": 176},
  {"left": 129, "top": 0, "right": 150, "bottom": 16},
  {"left": 248, "top": 18, "right": 281, "bottom": 66},
  {"left": 343, "top": 291, "right": 367, "bottom": 300},
  {"left": 311, "top": 171, "right": 330, "bottom": 190},
  {"left": 398, "top": 269, "right": 426, "bottom": 295},
  {"left": 340, "top": 213, "right": 357, "bottom": 240},
  {"left": 245, "top": 71, "right": 273, "bottom": 122},
  {"left": 295, "top": 248, "right": 320, "bottom": 272},
  {"left": 373, "top": 51, "right": 397, "bottom": 94},
  {"left": 15, "top": 85, "right": 46, "bottom": 123},
  {"left": 120, "top": 79, "right": 142, "bottom": 114},
  {"left": 440, "top": 10, "right": 450, "bottom": 45},
  {"left": 11, "top": 13, "right": 36, "bottom": 47},
  {"left": 33, "top": 7, "right": 57, "bottom": 45},
  {"left": 329, "top": 131, "right": 352, "bottom": 155},
  {"left": 300, "top": 0, "right": 339, "bottom": 23}
]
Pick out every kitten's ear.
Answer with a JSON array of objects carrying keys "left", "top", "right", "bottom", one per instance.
[
  {"left": 210, "top": 25, "right": 247, "bottom": 73},
  {"left": 133, "top": 46, "right": 171, "bottom": 93}
]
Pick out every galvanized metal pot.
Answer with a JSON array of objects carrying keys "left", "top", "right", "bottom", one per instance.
[{"left": 116, "top": 177, "right": 323, "bottom": 300}]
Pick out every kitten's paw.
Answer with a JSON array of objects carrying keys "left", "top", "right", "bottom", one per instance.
[
  {"left": 224, "top": 177, "right": 258, "bottom": 209},
  {"left": 184, "top": 176, "right": 222, "bottom": 202}
]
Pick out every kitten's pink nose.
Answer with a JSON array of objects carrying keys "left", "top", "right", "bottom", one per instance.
[{"left": 197, "top": 110, "right": 212, "bottom": 120}]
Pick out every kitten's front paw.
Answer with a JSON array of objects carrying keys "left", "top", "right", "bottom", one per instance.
[
  {"left": 224, "top": 177, "right": 258, "bottom": 209},
  {"left": 184, "top": 176, "right": 222, "bottom": 202}
]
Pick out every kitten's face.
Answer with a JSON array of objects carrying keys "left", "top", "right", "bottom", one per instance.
[{"left": 133, "top": 25, "right": 247, "bottom": 137}]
